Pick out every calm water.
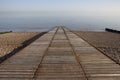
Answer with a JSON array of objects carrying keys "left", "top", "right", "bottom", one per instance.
[{"left": 0, "top": 12, "right": 120, "bottom": 32}]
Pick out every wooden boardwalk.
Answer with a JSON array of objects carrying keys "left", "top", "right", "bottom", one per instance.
[{"left": 0, "top": 27, "right": 120, "bottom": 80}]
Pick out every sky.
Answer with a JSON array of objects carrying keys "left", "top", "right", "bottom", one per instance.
[
  {"left": 0, "top": 0, "right": 120, "bottom": 16},
  {"left": 0, "top": 0, "right": 120, "bottom": 31}
]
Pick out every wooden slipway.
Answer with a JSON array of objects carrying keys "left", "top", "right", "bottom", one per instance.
[{"left": 0, "top": 27, "right": 120, "bottom": 80}]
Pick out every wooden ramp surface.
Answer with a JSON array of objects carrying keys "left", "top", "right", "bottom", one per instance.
[{"left": 0, "top": 27, "right": 120, "bottom": 80}]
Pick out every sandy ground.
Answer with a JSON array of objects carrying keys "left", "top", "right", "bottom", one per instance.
[
  {"left": 75, "top": 31, "right": 120, "bottom": 64},
  {"left": 0, "top": 32, "right": 38, "bottom": 57}
]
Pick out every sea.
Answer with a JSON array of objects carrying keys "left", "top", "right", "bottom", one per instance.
[{"left": 0, "top": 12, "right": 120, "bottom": 32}]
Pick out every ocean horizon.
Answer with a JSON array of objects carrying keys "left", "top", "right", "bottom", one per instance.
[{"left": 0, "top": 12, "right": 120, "bottom": 32}]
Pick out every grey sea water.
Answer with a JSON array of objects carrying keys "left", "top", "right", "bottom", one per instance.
[{"left": 0, "top": 12, "right": 120, "bottom": 32}]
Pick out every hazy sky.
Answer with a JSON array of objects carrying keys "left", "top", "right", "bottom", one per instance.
[
  {"left": 0, "top": 0, "right": 120, "bottom": 31},
  {"left": 0, "top": 0, "right": 120, "bottom": 16}
]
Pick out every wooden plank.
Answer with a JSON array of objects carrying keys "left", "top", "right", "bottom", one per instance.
[
  {"left": 0, "top": 26, "right": 120, "bottom": 80},
  {"left": 0, "top": 27, "right": 57, "bottom": 79}
]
